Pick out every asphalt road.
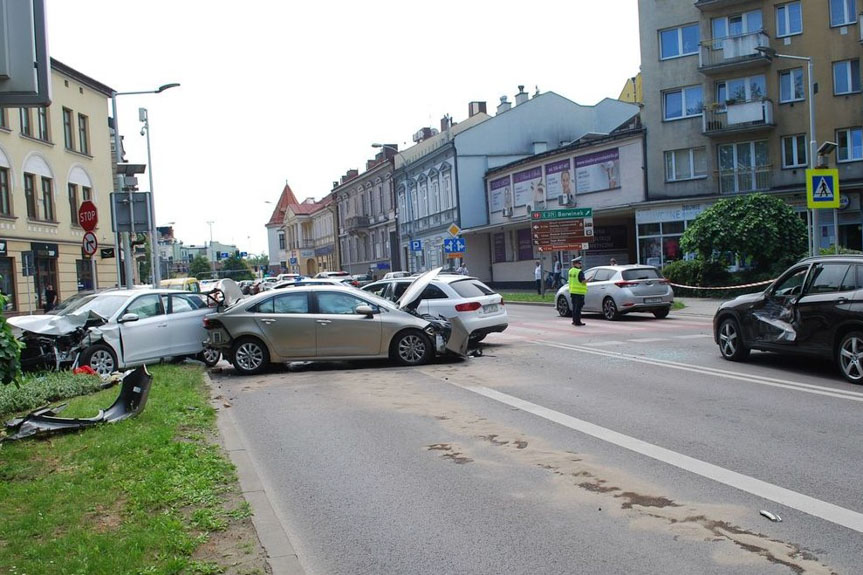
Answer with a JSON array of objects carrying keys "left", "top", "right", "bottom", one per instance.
[{"left": 210, "top": 304, "right": 863, "bottom": 575}]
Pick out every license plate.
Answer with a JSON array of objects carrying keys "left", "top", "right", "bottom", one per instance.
[
  {"left": 644, "top": 297, "right": 662, "bottom": 304},
  {"left": 483, "top": 304, "right": 499, "bottom": 313}
]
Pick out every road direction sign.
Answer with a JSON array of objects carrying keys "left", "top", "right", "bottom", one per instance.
[
  {"left": 443, "top": 237, "right": 466, "bottom": 254},
  {"left": 806, "top": 169, "right": 840, "bottom": 209},
  {"left": 78, "top": 200, "right": 98, "bottom": 231},
  {"left": 82, "top": 231, "right": 98, "bottom": 256},
  {"left": 530, "top": 207, "right": 592, "bottom": 221},
  {"left": 447, "top": 223, "right": 461, "bottom": 237}
]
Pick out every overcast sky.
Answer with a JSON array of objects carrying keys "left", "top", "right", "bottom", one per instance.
[{"left": 46, "top": 0, "right": 641, "bottom": 255}]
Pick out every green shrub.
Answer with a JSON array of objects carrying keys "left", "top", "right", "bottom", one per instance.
[
  {"left": 662, "top": 259, "right": 732, "bottom": 297},
  {"left": 0, "top": 370, "right": 105, "bottom": 419},
  {"left": 0, "top": 291, "right": 23, "bottom": 386}
]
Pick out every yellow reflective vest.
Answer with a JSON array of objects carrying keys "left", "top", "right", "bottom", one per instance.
[{"left": 568, "top": 267, "right": 587, "bottom": 295}]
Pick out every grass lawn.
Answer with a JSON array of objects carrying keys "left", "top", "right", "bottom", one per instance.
[{"left": 0, "top": 364, "right": 267, "bottom": 575}]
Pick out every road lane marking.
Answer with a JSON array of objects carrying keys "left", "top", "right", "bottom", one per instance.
[
  {"left": 534, "top": 339, "right": 863, "bottom": 402},
  {"left": 584, "top": 341, "right": 626, "bottom": 347},
  {"left": 629, "top": 337, "right": 667, "bottom": 343},
  {"left": 451, "top": 383, "right": 863, "bottom": 534},
  {"left": 671, "top": 334, "right": 713, "bottom": 339}
]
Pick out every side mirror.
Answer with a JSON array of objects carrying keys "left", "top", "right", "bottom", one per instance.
[
  {"left": 118, "top": 313, "right": 140, "bottom": 323},
  {"left": 355, "top": 305, "right": 376, "bottom": 317}
]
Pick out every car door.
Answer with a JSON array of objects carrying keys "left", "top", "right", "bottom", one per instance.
[
  {"left": 118, "top": 293, "right": 169, "bottom": 363},
  {"left": 745, "top": 264, "right": 810, "bottom": 346},
  {"left": 582, "top": 268, "right": 606, "bottom": 312},
  {"left": 313, "top": 291, "right": 383, "bottom": 357},
  {"left": 163, "top": 293, "right": 209, "bottom": 356},
  {"left": 251, "top": 292, "right": 316, "bottom": 358},
  {"left": 794, "top": 262, "right": 856, "bottom": 354}
]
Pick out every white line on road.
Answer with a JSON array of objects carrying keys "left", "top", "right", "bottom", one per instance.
[
  {"left": 584, "top": 341, "right": 627, "bottom": 347},
  {"left": 450, "top": 383, "right": 863, "bottom": 534},
  {"left": 628, "top": 337, "right": 668, "bottom": 343},
  {"left": 534, "top": 340, "right": 863, "bottom": 402},
  {"left": 670, "top": 334, "right": 713, "bottom": 339}
]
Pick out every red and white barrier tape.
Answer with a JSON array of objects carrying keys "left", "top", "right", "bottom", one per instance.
[{"left": 669, "top": 279, "right": 774, "bottom": 290}]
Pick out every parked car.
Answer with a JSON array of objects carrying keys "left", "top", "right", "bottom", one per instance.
[
  {"left": 361, "top": 274, "right": 507, "bottom": 342},
  {"left": 8, "top": 289, "right": 221, "bottom": 375},
  {"left": 382, "top": 271, "right": 411, "bottom": 280},
  {"left": 271, "top": 277, "right": 351, "bottom": 290},
  {"left": 203, "top": 270, "right": 456, "bottom": 375},
  {"left": 554, "top": 264, "right": 674, "bottom": 320},
  {"left": 277, "top": 273, "right": 302, "bottom": 283},
  {"left": 314, "top": 270, "right": 351, "bottom": 279},
  {"left": 159, "top": 277, "right": 202, "bottom": 293},
  {"left": 713, "top": 255, "right": 863, "bottom": 384},
  {"left": 350, "top": 274, "right": 374, "bottom": 287}
]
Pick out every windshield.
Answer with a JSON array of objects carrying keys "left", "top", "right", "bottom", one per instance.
[{"left": 57, "top": 293, "right": 129, "bottom": 320}]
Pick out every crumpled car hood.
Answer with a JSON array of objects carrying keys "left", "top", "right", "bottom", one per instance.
[
  {"left": 208, "top": 278, "right": 245, "bottom": 307},
  {"left": 7, "top": 311, "right": 96, "bottom": 336}
]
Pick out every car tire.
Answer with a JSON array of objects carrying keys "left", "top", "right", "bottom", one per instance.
[
  {"left": 81, "top": 343, "right": 118, "bottom": 376},
  {"left": 232, "top": 337, "right": 269, "bottom": 375},
  {"left": 197, "top": 346, "right": 221, "bottom": 367},
  {"left": 390, "top": 329, "right": 433, "bottom": 366},
  {"left": 602, "top": 297, "right": 620, "bottom": 321},
  {"left": 653, "top": 308, "right": 670, "bottom": 319},
  {"left": 469, "top": 333, "right": 487, "bottom": 343},
  {"left": 556, "top": 295, "right": 571, "bottom": 317},
  {"left": 717, "top": 317, "right": 750, "bottom": 362},
  {"left": 837, "top": 331, "right": 863, "bottom": 384}
]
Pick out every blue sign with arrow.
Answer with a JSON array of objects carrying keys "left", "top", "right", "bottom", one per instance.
[{"left": 443, "top": 237, "right": 466, "bottom": 254}]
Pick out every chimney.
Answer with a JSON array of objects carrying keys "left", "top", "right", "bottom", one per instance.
[
  {"left": 440, "top": 114, "right": 452, "bottom": 132},
  {"left": 515, "top": 85, "right": 529, "bottom": 106},
  {"left": 332, "top": 181, "right": 339, "bottom": 189},
  {"left": 366, "top": 159, "right": 376, "bottom": 170},
  {"left": 340, "top": 169, "right": 359, "bottom": 184},
  {"left": 496, "top": 96, "right": 511, "bottom": 115},
  {"left": 468, "top": 101, "right": 487, "bottom": 117}
]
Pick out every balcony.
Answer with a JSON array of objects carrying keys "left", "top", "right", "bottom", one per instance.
[
  {"left": 344, "top": 215, "right": 370, "bottom": 232},
  {"left": 694, "top": 0, "right": 755, "bottom": 11},
  {"left": 703, "top": 99, "right": 774, "bottom": 137},
  {"left": 718, "top": 165, "right": 772, "bottom": 194},
  {"left": 699, "top": 31, "right": 771, "bottom": 75}
]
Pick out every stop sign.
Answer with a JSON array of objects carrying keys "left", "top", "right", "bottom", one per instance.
[{"left": 78, "top": 200, "right": 98, "bottom": 232}]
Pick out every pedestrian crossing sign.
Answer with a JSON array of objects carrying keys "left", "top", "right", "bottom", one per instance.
[{"left": 806, "top": 169, "right": 840, "bottom": 209}]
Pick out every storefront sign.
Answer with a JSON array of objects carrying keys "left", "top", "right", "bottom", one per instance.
[
  {"left": 30, "top": 242, "right": 58, "bottom": 258},
  {"left": 635, "top": 204, "right": 708, "bottom": 224},
  {"left": 489, "top": 176, "right": 510, "bottom": 213},
  {"left": 0, "top": 239, "right": 6, "bottom": 256},
  {"left": 513, "top": 167, "right": 543, "bottom": 208},
  {"left": 575, "top": 148, "right": 619, "bottom": 193},
  {"left": 544, "top": 159, "right": 573, "bottom": 204},
  {"left": 588, "top": 225, "right": 629, "bottom": 251},
  {"left": 100, "top": 247, "right": 115, "bottom": 259}
]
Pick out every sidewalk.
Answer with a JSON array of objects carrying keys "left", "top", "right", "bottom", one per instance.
[{"left": 506, "top": 294, "right": 723, "bottom": 318}]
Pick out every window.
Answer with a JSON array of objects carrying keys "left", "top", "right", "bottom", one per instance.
[
  {"left": 718, "top": 141, "right": 770, "bottom": 193},
  {"left": 78, "top": 113, "right": 90, "bottom": 155},
  {"left": 712, "top": 10, "right": 763, "bottom": 43},
  {"left": 837, "top": 127, "right": 863, "bottom": 162},
  {"left": 317, "top": 292, "right": 369, "bottom": 315},
  {"left": 779, "top": 68, "right": 805, "bottom": 103},
  {"left": 716, "top": 75, "right": 766, "bottom": 103},
  {"left": 24, "top": 173, "right": 36, "bottom": 218},
  {"left": 19, "top": 108, "right": 31, "bottom": 137},
  {"left": 82, "top": 185, "right": 91, "bottom": 201},
  {"left": 126, "top": 294, "right": 163, "bottom": 318},
  {"left": 62, "top": 108, "right": 74, "bottom": 149},
  {"left": 833, "top": 60, "right": 861, "bottom": 95},
  {"left": 776, "top": 2, "right": 802, "bottom": 37},
  {"left": 773, "top": 266, "right": 808, "bottom": 296},
  {"left": 41, "top": 177, "right": 54, "bottom": 221},
  {"left": 664, "top": 147, "right": 707, "bottom": 181},
  {"left": 0, "top": 257, "right": 15, "bottom": 311},
  {"left": 0, "top": 168, "right": 9, "bottom": 216},
  {"left": 808, "top": 263, "right": 852, "bottom": 293},
  {"left": 278, "top": 231, "right": 285, "bottom": 250},
  {"left": 830, "top": 0, "right": 857, "bottom": 27},
  {"left": 273, "top": 293, "right": 309, "bottom": 314},
  {"left": 0, "top": 107, "right": 8, "bottom": 129},
  {"left": 68, "top": 184, "right": 80, "bottom": 225},
  {"left": 781, "top": 135, "right": 808, "bottom": 168},
  {"left": 36, "top": 107, "right": 49, "bottom": 141},
  {"left": 659, "top": 24, "right": 699, "bottom": 60},
  {"left": 450, "top": 280, "right": 495, "bottom": 298},
  {"left": 663, "top": 86, "right": 703, "bottom": 120}
]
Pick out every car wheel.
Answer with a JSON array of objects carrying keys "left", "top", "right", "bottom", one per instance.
[
  {"left": 602, "top": 297, "right": 620, "bottom": 321},
  {"left": 556, "top": 295, "right": 571, "bottom": 317},
  {"left": 653, "top": 308, "right": 670, "bottom": 319},
  {"left": 469, "top": 333, "right": 487, "bottom": 343},
  {"left": 717, "top": 317, "right": 750, "bottom": 361},
  {"left": 81, "top": 343, "right": 118, "bottom": 376},
  {"left": 390, "top": 330, "right": 433, "bottom": 366},
  {"left": 197, "top": 346, "right": 221, "bottom": 367},
  {"left": 837, "top": 331, "right": 863, "bottom": 384},
  {"left": 232, "top": 337, "right": 269, "bottom": 375}
]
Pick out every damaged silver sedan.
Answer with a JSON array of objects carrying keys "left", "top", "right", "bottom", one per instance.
[{"left": 7, "top": 285, "right": 237, "bottom": 376}]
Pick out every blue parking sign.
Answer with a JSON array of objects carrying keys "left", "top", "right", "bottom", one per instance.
[{"left": 410, "top": 240, "right": 422, "bottom": 252}]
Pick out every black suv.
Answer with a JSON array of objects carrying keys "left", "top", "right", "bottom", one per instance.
[{"left": 713, "top": 255, "right": 863, "bottom": 384}]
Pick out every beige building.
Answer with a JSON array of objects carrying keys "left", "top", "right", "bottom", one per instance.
[
  {"left": 274, "top": 184, "right": 337, "bottom": 276},
  {"left": 1, "top": 60, "right": 118, "bottom": 314},
  {"left": 638, "top": 0, "right": 863, "bottom": 263}
]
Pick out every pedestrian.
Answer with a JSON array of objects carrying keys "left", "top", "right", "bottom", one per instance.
[
  {"left": 610, "top": 257, "right": 617, "bottom": 266},
  {"left": 534, "top": 260, "right": 543, "bottom": 294},
  {"left": 461, "top": 263, "right": 469, "bottom": 276},
  {"left": 568, "top": 257, "right": 587, "bottom": 326},
  {"left": 43, "top": 283, "right": 57, "bottom": 313},
  {"left": 553, "top": 258, "right": 562, "bottom": 288}
]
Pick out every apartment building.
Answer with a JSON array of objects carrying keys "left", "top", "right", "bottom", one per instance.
[
  {"left": 333, "top": 146, "right": 399, "bottom": 276},
  {"left": 639, "top": 0, "right": 863, "bottom": 264},
  {"left": 1, "top": 59, "right": 118, "bottom": 314}
]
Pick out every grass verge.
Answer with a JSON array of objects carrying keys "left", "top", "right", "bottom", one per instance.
[{"left": 0, "top": 364, "right": 268, "bottom": 575}]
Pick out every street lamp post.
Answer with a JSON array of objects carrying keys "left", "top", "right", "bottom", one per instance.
[
  {"left": 207, "top": 220, "right": 215, "bottom": 278},
  {"left": 111, "top": 83, "right": 179, "bottom": 288},
  {"left": 139, "top": 107, "right": 161, "bottom": 286}
]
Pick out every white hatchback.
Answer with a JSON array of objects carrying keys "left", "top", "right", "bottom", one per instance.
[{"left": 363, "top": 273, "right": 508, "bottom": 342}]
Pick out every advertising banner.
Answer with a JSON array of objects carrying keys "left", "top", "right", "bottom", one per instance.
[
  {"left": 493, "top": 232, "right": 506, "bottom": 262},
  {"left": 544, "top": 158, "right": 573, "bottom": 203},
  {"left": 513, "top": 167, "right": 542, "bottom": 208},
  {"left": 489, "top": 176, "right": 510, "bottom": 212},
  {"left": 575, "top": 148, "right": 620, "bottom": 194}
]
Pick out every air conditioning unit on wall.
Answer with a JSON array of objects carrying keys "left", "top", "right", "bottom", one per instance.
[{"left": 502, "top": 207, "right": 513, "bottom": 217}]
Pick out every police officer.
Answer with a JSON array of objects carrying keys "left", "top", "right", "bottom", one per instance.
[{"left": 568, "top": 256, "right": 587, "bottom": 326}]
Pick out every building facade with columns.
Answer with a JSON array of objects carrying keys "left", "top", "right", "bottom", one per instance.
[{"left": 1, "top": 59, "right": 118, "bottom": 314}]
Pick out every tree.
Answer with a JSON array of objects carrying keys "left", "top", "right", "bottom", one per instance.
[
  {"left": 188, "top": 255, "right": 212, "bottom": 280},
  {"left": 679, "top": 193, "right": 807, "bottom": 272},
  {"left": 219, "top": 255, "right": 254, "bottom": 281},
  {"left": 247, "top": 253, "right": 269, "bottom": 271}
]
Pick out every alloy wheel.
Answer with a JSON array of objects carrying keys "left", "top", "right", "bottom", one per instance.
[
  {"left": 398, "top": 334, "right": 426, "bottom": 364},
  {"left": 838, "top": 332, "right": 863, "bottom": 383},
  {"left": 235, "top": 342, "right": 264, "bottom": 372},
  {"left": 89, "top": 349, "right": 115, "bottom": 375},
  {"left": 557, "top": 296, "right": 570, "bottom": 317}
]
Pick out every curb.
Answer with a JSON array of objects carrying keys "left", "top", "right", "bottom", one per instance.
[
  {"left": 505, "top": 299, "right": 717, "bottom": 318},
  {"left": 205, "top": 373, "right": 305, "bottom": 575}
]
